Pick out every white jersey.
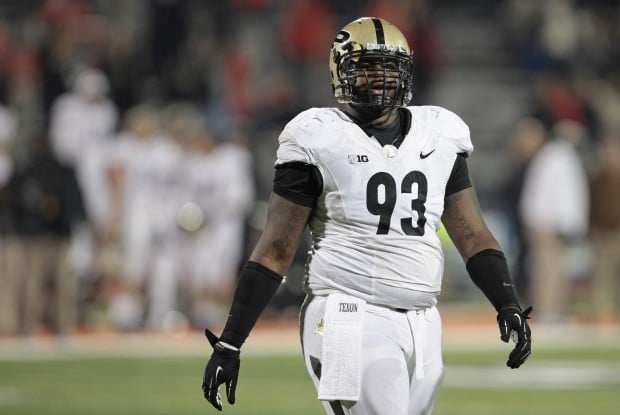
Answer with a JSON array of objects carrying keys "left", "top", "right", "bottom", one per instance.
[
  {"left": 178, "top": 143, "right": 254, "bottom": 288},
  {"left": 49, "top": 93, "right": 118, "bottom": 226},
  {"left": 110, "top": 133, "right": 184, "bottom": 237},
  {"left": 276, "top": 106, "right": 473, "bottom": 309}
]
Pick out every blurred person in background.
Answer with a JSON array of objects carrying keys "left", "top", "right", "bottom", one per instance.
[
  {"left": 166, "top": 103, "right": 218, "bottom": 329},
  {"left": 3, "top": 137, "right": 86, "bottom": 339},
  {"left": 49, "top": 66, "right": 118, "bottom": 236},
  {"left": 106, "top": 104, "right": 183, "bottom": 331},
  {"left": 503, "top": 117, "right": 548, "bottom": 304},
  {"left": 0, "top": 79, "right": 18, "bottom": 336},
  {"left": 170, "top": 104, "right": 254, "bottom": 329},
  {"left": 48, "top": 65, "right": 119, "bottom": 302},
  {"left": 587, "top": 132, "right": 620, "bottom": 323},
  {"left": 519, "top": 119, "right": 590, "bottom": 324}
]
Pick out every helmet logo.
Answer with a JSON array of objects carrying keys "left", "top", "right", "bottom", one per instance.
[{"left": 334, "top": 31, "right": 350, "bottom": 44}]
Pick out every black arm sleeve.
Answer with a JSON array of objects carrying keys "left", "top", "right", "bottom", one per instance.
[
  {"left": 273, "top": 162, "right": 322, "bottom": 207},
  {"left": 446, "top": 153, "right": 472, "bottom": 196},
  {"left": 220, "top": 261, "right": 283, "bottom": 348},
  {"left": 466, "top": 249, "right": 521, "bottom": 312}
]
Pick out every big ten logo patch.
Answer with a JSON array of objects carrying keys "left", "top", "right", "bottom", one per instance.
[{"left": 348, "top": 154, "right": 369, "bottom": 164}]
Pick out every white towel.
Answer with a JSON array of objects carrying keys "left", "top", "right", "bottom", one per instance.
[{"left": 318, "top": 293, "right": 366, "bottom": 401}]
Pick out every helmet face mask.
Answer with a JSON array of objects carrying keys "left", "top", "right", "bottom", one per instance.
[{"left": 330, "top": 17, "right": 413, "bottom": 109}]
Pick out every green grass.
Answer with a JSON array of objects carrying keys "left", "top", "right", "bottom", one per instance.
[{"left": 1, "top": 348, "right": 619, "bottom": 415}]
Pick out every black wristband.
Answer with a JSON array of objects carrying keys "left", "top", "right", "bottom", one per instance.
[
  {"left": 220, "top": 261, "right": 283, "bottom": 348},
  {"left": 466, "top": 249, "right": 520, "bottom": 312}
]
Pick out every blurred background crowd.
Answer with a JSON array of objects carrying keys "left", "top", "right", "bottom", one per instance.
[{"left": 0, "top": 0, "right": 619, "bottom": 340}]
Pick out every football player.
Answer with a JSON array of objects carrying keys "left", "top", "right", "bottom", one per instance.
[{"left": 202, "top": 17, "right": 532, "bottom": 415}]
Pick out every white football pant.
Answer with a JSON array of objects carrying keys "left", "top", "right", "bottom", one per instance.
[{"left": 300, "top": 295, "right": 444, "bottom": 415}]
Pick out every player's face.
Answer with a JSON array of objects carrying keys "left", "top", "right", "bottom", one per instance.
[{"left": 352, "top": 57, "right": 400, "bottom": 101}]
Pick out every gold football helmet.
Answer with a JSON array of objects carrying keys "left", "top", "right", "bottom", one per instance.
[{"left": 329, "top": 17, "right": 414, "bottom": 108}]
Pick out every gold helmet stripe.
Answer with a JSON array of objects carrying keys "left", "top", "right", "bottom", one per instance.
[{"left": 371, "top": 18, "right": 385, "bottom": 44}]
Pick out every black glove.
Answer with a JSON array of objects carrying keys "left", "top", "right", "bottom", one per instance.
[
  {"left": 497, "top": 306, "right": 532, "bottom": 369},
  {"left": 202, "top": 329, "right": 240, "bottom": 411}
]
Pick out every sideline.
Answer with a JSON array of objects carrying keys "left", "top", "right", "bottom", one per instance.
[
  {"left": 444, "top": 361, "right": 620, "bottom": 389},
  {"left": 1, "top": 313, "right": 619, "bottom": 360}
]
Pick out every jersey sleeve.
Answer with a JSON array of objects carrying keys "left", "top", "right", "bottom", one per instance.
[
  {"left": 426, "top": 106, "right": 474, "bottom": 157},
  {"left": 273, "top": 162, "right": 322, "bottom": 207},
  {"left": 276, "top": 129, "right": 311, "bottom": 165},
  {"left": 273, "top": 110, "right": 326, "bottom": 206},
  {"left": 445, "top": 154, "right": 472, "bottom": 196},
  {"left": 275, "top": 111, "right": 316, "bottom": 166}
]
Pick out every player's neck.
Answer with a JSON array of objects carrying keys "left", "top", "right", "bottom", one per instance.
[{"left": 344, "top": 105, "right": 399, "bottom": 129}]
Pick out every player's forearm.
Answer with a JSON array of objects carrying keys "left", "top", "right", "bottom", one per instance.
[
  {"left": 219, "top": 261, "right": 283, "bottom": 348},
  {"left": 466, "top": 249, "right": 521, "bottom": 311}
]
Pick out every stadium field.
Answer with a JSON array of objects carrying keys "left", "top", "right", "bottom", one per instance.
[{"left": 1, "top": 319, "right": 619, "bottom": 415}]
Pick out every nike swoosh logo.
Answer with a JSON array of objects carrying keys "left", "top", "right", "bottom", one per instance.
[
  {"left": 420, "top": 149, "right": 435, "bottom": 159},
  {"left": 215, "top": 366, "right": 223, "bottom": 382}
]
